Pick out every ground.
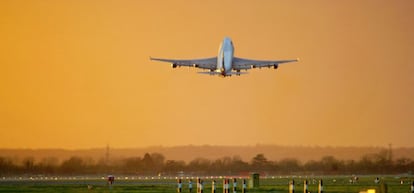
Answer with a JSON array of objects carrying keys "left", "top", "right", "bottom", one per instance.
[{"left": 0, "top": 175, "right": 412, "bottom": 193}]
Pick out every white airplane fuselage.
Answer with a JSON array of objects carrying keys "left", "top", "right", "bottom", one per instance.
[{"left": 216, "top": 37, "right": 234, "bottom": 76}]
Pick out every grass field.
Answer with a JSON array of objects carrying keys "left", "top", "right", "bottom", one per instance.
[{"left": 0, "top": 175, "right": 412, "bottom": 193}]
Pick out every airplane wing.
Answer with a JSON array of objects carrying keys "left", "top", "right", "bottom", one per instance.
[
  {"left": 150, "top": 57, "right": 217, "bottom": 70},
  {"left": 232, "top": 57, "right": 298, "bottom": 70}
]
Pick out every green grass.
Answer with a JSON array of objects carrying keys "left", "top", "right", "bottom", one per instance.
[{"left": 0, "top": 175, "right": 412, "bottom": 193}]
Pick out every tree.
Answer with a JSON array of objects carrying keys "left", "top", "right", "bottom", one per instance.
[
  {"left": 188, "top": 158, "right": 211, "bottom": 173},
  {"left": 304, "top": 160, "right": 322, "bottom": 172},
  {"left": 320, "top": 156, "right": 340, "bottom": 173},
  {"left": 210, "top": 157, "right": 232, "bottom": 174},
  {"left": 38, "top": 157, "right": 58, "bottom": 174},
  {"left": 251, "top": 154, "right": 270, "bottom": 171},
  {"left": 60, "top": 156, "right": 84, "bottom": 174},
  {"left": 22, "top": 157, "right": 35, "bottom": 173},
  {"left": 142, "top": 153, "right": 155, "bottom": 173},
  {"left": 123, "top": 157, "right": 143, "bottom": 173},
  {"left": 0, "top": 157, "right": 15, "bottom": 174},
  {"left": 358, "top": 154, "right": 375, "bottom": 173},
  {"left": 231, "top": 155, "right": 249, "bottom": 173},
  {"left": 251, "top": 154, "right": 267, "bottom": 166},
  {"left": 163, "top": 160, "right": 185, "bottom": 174},
  {"left": 394, "top": 157, "right": 411, "bottom": 172},
  {"left": 278, "top": 158, "right": 301, "bottom": 173},
  {"left": 151, "top": 153, "right": 165, "bottom": 172},
  {"left": 373, "top": 150, "right": 391, "bottom": 173},
  {"left": 343, "top": 159, "right": 357, "bottom": 174}
]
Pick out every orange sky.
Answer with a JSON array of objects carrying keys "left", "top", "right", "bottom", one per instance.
[{"left": 1, "top": 0, "right": 413, "bottom": 149}]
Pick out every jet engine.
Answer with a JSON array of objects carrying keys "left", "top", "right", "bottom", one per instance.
[{"left": 172, "top": 63, "right": 177, "bottom": 68}]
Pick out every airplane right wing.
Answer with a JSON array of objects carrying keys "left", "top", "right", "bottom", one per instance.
[
  {"left": 150, "top": 57, "right": 217, "bottom": 70},
  {"left": 232, "top": 57, "right": 299, "bottom": 70}
]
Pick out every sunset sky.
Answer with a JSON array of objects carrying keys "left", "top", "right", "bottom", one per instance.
[{"left": 1, "top": 0, "right": 413, "bottom": 149}]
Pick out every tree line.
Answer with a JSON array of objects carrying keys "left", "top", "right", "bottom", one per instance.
[{"left": 0, "top": 150, "right": 413, "bottom": 176}]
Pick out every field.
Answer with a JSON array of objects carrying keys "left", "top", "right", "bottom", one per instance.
[{"left": 0, "top": 175, "right": 412, "bottom": 193}]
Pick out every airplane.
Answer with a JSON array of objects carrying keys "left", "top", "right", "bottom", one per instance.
[{"left": 150, "top": 37, "right": 298, "bottom": 77}]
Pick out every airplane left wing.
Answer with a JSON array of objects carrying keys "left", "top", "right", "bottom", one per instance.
[
  {"left": 232, "top": 57, "right": 298, "bottom": 70},
  {"left": 150, "top": 57, "right": 217, "bottom": 70}
]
